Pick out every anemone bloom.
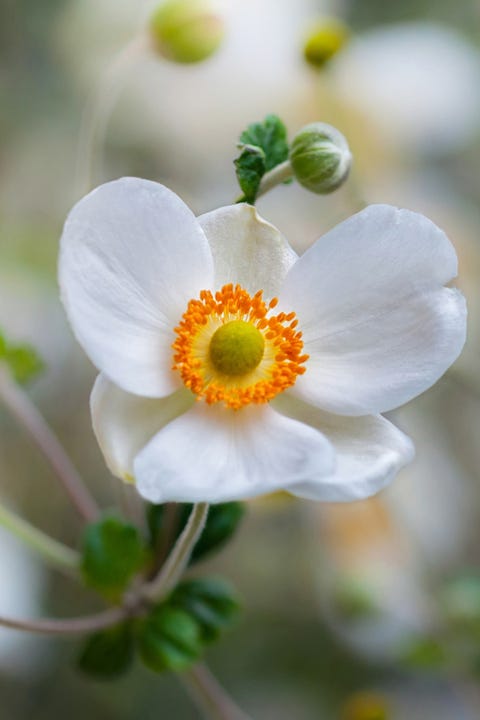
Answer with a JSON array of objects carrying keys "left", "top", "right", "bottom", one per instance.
[{"left": 59, "top": 178, "right": 466, "bottom": 504}]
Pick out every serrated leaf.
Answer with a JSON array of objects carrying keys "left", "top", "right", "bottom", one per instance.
[
  {"left": 138, "top": 606, "right": 202, "bottom": 673},
  {"left": 181, "top": 502, "right": 245, "bottom": 564},
  {"left": 170, "top": 578, "right": 240, "bottom": 644},
  {"left": 78, "top": 623, "right": 134, "bottom": 679},
  {"left": 81, "top": 514, "right": 145, "bottom": 597},
  {"left": 239, "top": 114, "right": 289, "bottom": 172},
  {"left": 234, "top": 145, "right": 266, "bottom": 204}
]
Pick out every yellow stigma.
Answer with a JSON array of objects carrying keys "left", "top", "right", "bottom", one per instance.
[
  {"left": 209, "top": 320, "right": 265, "bottom": 376},
  {"left": 172, "top": 284, "right": 308, "bottom": 410}
]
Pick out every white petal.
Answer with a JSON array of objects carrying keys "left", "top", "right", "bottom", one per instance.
[
  {"left": 279, "top": 204, "right": 467, "bottom": 415},
  {"left": 59, "top": 178, "right": 214, "bottom": 397},
  {"left": 198, "top": 204, "right": 297, "bottom": 300},
  {"left": 91, "top": 374, "right": 195, "bottom": 481},
  {"left": 273, "top": 394, "right": 414, "bottom": 501},
  {"left": 134, "top": 403, "right": 334, "bottom": 504}
]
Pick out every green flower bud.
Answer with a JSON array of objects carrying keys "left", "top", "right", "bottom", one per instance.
[
  {"left": 150, "top": 0, "right": 224, "bottom": 64},
  {"left": 289, "top": 122, "right": 352, "bottom": 194},
  {"left": 303, "top": 18, "right": 349, "bottom": 69}
]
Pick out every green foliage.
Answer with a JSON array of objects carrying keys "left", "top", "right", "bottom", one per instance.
[
  {"left": 81, "top": 514, "right": 145, "bottom": 598},
  {"left": 170, "top": 577, "right": 240, "bottom": 644},
  {"left": 138, "top": 606, "right": 202, "bottom": 673},
  {"left": 78, "top": 623, "right": 134, "bottom": 679},
  {"left": 0, "top": 328, "right": 44, "bottom": 384},
  {"left": 235, "top": 114, "right": 289, "bottom": 204},
  {"left": 399, "top": 636, "right": 446, "bottom": 670}
]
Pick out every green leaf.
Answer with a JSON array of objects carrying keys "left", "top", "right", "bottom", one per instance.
[
  {"left": 399, "top": 637, "right": 446, "bottom": 670},
  {"left": 81, "top": 514, "right": 145, "bottom": 597},
  {"left": 5, "top": 343, "right": 45, "bottom": 384},
  {"left": 181, "top": 502, "right": 245, "bottom": 563},
  {"left": 170, "top": 577, "right": 240, "bottom": 644},
  {"left": 239, "top": 114, "right": 289, "bottom": 172},
  {"left": 234, "top": 145, "right": 266, "bottom": 204},
  {"left": 78, "top": 623, "right": 134, "bottom": 679},
  {"left": 138, "top": 606, "right": 202, "bottom": 673}
]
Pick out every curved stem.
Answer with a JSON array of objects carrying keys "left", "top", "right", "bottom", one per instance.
[
  {"left": 143, "top": 503, "right": 209, "bottom": 602},
  {"left": 0, "top": 368, "right": 99, "bottom": 522},
  {"left": 75, "top": 33, "right": 149, "bottom": 196},
  {"left": 0, "top": 606, "right": 127, "bottom": 636},
  {"left": 256, "top": 160, "right": 294, "bottom": 199},
  {"left": 181, "top": 663, "right": 252, "bottom": 720},
  {"left": 0, "top": 501, "right": 79, "bottom": 573}
]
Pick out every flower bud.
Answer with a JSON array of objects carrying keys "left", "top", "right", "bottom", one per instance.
[
  {"left": 289, "top": 122, "right": 352, "bottom": 194},
  {"left": 150, "top": 0, "right": 224, "bottom": 64},
  {"left": 303, "top": 18, "right": 349, "bottom": 69}
]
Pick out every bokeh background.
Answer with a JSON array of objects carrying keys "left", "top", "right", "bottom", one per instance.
[{"left": 1, "top": 0, "right": 480, "bottom": 717}]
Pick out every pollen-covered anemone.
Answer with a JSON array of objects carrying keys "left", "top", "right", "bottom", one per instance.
[{"left": 59, "top": 178, "right": 466, "bottom": 504}]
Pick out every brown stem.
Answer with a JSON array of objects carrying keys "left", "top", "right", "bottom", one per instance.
[
  {"left": 181, "top": 663, "right": 252, "bottom": 720},
  {"left": 0, "top": 606, "right": 127, "bottom": 636}
]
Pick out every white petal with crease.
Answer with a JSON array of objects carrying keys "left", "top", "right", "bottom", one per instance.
[
  {"left": 60, "top": 178, "right": 214, "bottom": 397},
  {"left": 279, "top": 204, "right": 466, "bottom": 415},
  {"left": 199, "top": 204, "right": 297, "bottom": 300},
  {"left": 134, "top": 403, "right": 335, "bottom": 504},
  {"left": 91, "top": 374, "right": 195, "bottom": 481},
  {"left": 273, "top": 394, "right": 415, "bottom": 501}
]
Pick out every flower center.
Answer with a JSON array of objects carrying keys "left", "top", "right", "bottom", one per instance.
[
  {"left": 172, "top": 283, "right": 308, "bottom": 410},
  {"left": 209, "top": 320, "right": 265, "bottom": 376}
]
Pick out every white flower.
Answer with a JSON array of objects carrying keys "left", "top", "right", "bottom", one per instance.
[{"left": 59, "top": 177, "right": 466, "bottom": 504}]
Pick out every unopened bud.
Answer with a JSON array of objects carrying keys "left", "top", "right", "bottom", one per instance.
[
  {"left": 150, "top": 0, "right": 224, "bottom": 64},
  {"left": 303, "top": 18, "right": 349, "bottom": 69},
  {"left": 289, "top": 122, "right": 352, "bottom": 194}
]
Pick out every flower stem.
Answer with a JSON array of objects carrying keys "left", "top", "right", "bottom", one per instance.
[
  {"left": 256, "top": 160, "right": 294, "bottom": 199},
  {"left": 0, "top": 501, "right": 79, "bottom": 573},
  {"left": 0, "top": 368, "right": 99, "bottom": 522},
  {"left": 181, "top": 663, "right": 252, "bottom": 720},
  {"left": 143, "top": 502, "right": 209, "bottom": 602},
  {"left": 0, "top": 606, "right": 127, "bottom": 636},
  {"left": 75, "top": 33, "right": 149, "bottom": 196}
]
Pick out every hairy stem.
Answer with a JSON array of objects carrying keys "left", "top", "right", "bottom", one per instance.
[
  {"left": 0, "top": 606, "right": 127, "bottom": 636},
  {"left": 143, "top": 503, "right": 209, "bottom": 602},
  {"left": 181, "top": 663, "right": 252, "bottom": 720},
  {"left": 256, "top": 160, "right": 293, "bottom": 199},
  {"left": 0, "top": 501, "right": 79, "bottom": 572},
  {"left": 0, "top": 368, "right": 99, "bottom": 522}
]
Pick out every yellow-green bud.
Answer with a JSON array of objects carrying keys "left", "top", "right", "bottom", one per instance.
[
  {"left": 289, "top": 122, "right": 352, "bottom": 194},
  {"left": 150, "top": 0, "right": 224, "bottom": 64},
  {"left": 303, "top": 18, "right": 349, "bottom": 69}
]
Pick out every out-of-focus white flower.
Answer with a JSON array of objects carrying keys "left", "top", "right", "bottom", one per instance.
[
  {"left": 0, "top": 527, "right": 46, "bottom": 675},
  {"left": 59, "top": 177, "right": 465, "bottom": 503},
  {"left": 330, "top": 22, "right": 480, "bottom": 154}
]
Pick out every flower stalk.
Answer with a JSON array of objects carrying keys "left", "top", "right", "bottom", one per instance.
[
  {"left": 143, "top": 502, "right": 209, "bottom": 602},
  {"left": 0, "top": 606, "right": 128, "bottom": 636},
  {"left": 0, "top": 500, "right": 79, "bottom": 573},
  {"left": 0, "top": 367, "right": 99, "bottom": 522},
  {"left": 181, "top": 663, "right": 252, "bottom": 720},
  {"left": 256, "top": 160, "right": 293, "bottom": 199}
]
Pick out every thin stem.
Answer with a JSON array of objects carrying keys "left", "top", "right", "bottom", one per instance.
[
  {"left": 143, "top": 503, "right": 209, "bottom": 602},
  {"left": 75, "top": 33, "right": 149, "bottom": 196},
  {"left": 181, "top": 663, "right": 252, "bottom": 720},
  {"left": 0, "top": 501, "right": 79, "bottom": 573},
  {"left": 256, "top": 160, "right": 294, "bottom": 199},
  {"left": 0, "top": 606, "right": 127, "bottom": 636},
  {"left": 0, "top": 368, "right": 99, "bottom": 522}
]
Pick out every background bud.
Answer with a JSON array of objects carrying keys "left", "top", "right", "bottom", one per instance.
[
  {"left": 150, "top": 0, "right": 224, "bottom": 64},
  {"left": 303, "top": 18, "right": 349, "bottom": 69},
  {"left": 289, "top": 122, "right": 352, "bottom": 194}
]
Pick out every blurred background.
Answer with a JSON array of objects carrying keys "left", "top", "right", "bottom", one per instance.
[{"left": 1, "top": 0, "right": 480, "bottom": 717}]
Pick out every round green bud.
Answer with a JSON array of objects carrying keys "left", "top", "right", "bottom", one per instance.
[
  {"left": 303, "top": 18, "right": 349, "bottom": 69},
  {"left": 289, "top": 122, "right": 352, "bottom": 194},
  {"left": 150, "top": 0, "right": 224, "bottom": 64},
  {"left": 209, "top": 321, "right": 265, "bottom": 376}
]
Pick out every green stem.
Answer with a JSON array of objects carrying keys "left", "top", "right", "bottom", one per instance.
[
  {"left": 143, "top": 502, "right": 209, "bottom": 602},
  {"left": 0, "top": 367, "right": 99, "bottom": 522},
  {"left": 0, "top": 501, "right": 79, "bottom": 573},
  {"left": 181, "top": 663, "right": 252, "bottom": 720},
  {"left": 256, "top": 160, "right": 294, "bottom": 199},
  {"left": 0, "top": 606, "right": 127, "bottom": 636}
]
